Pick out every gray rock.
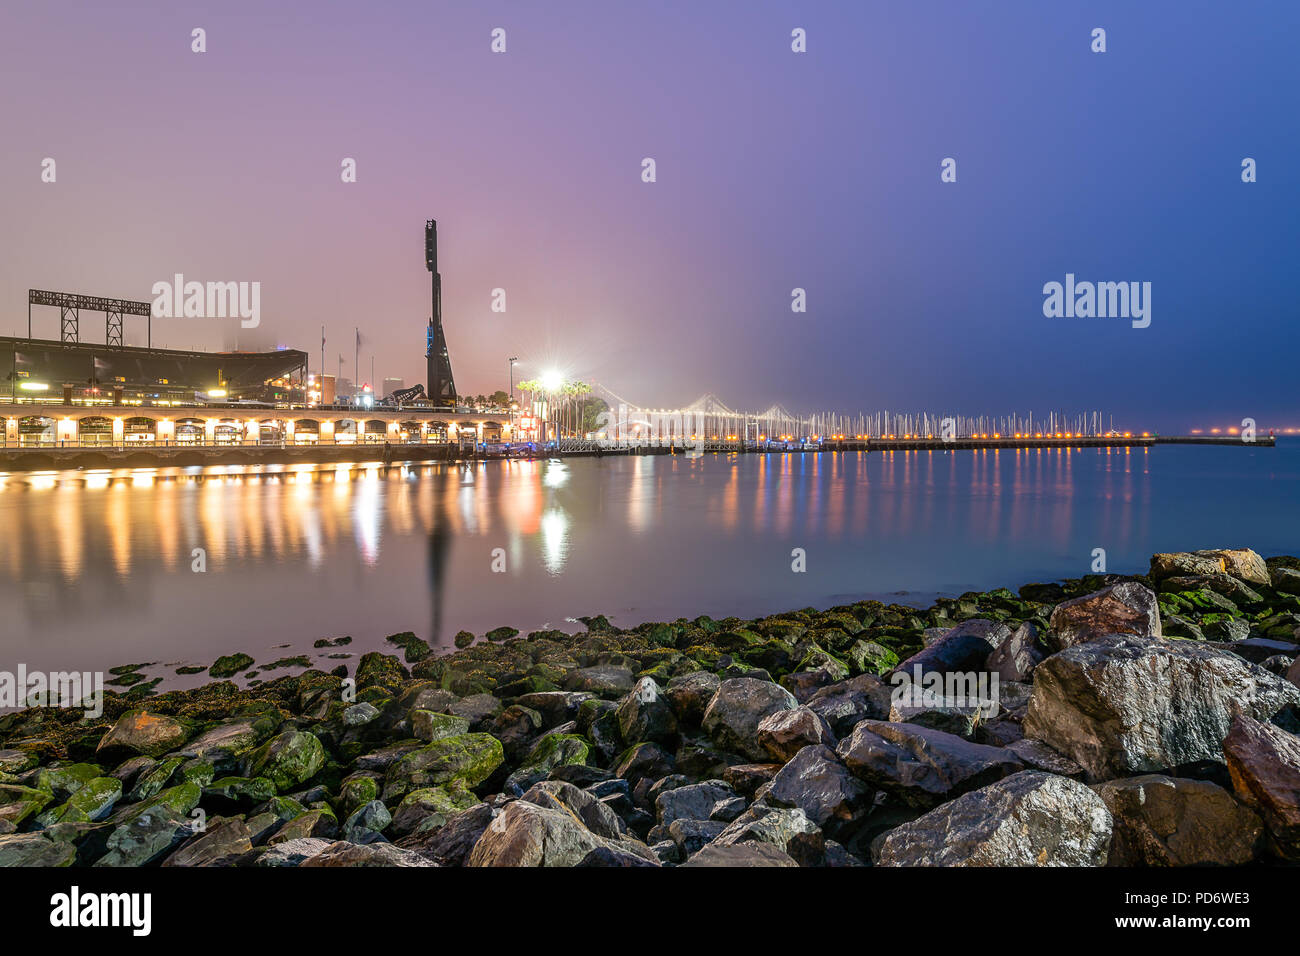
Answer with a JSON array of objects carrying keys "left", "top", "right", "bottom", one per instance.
[
  {"left": 664, "top": 672, "right": 721, "bottom": 726},
  {"left": 617, "top": 677, "right": 678, "bottom": 746},
  {"left": 836, "top": 720, "right": 1024, "bottom": 808},
  {"left": 94, "top": 806, "right": 195, "bottom": 866},
  {"left": 343, "top": 799, "right": 391, "bottom": 841},
  {"left": 711, "top": 804, "right": 820, "bottom": 853},
  {"left": 0, "top": 832, "right": 77, "bottom": 867},
  {"left": 300, "top": 840, "right": 435, "bottom": 866},
  {"left": 701, "top": 678, "right": 798, "bottom": 761},
  {"left": 1047, "top": 581, "right": 1161, "bottom": 651},
  {"left": 252, "top": 836, "right": 334, "bottom": 866},
  {"left": 1004, "top": 738, "right": 1085, "bottom": 778},
  {"left": 756, "top": 706, "right": 836, "bottom": 762},
  {"left": 805, "top": 674, "right": 893, "bottom": 735},
  {"left": 765, "top": 744, "right": 872, "bottom": 839},
  {"left": 877, "top": 771, "right": 1112, "bottom": 866},
  {"left": 1092, "top": 774, "right": 1263, "bottom": 866},
  {"left": 655, "top": 780, "right": 737, "bottom": 827},
  {"left": 161, "top": 817, "right": 253, "bottom": 866},
  {"left": 892, "top": 620, "right": 1011, "bottom": 678},
  {"left": 342, "top": 702, "right": 380, "bottom": 727},
  {"left": 666, "top": 818, "right": 727, "bottom": 855},
  {"left": 986, "top": 621, "right": 1045, "bottom": 681},
  {"left": 681, "top": 842, "right": 799, "bottom": 867},
  {"left": 565, "top": 665, "right": 637, "bottom": 697},
  {"left": 1223, "top": 712, "right": 1300, "bottom": 860},
  {"left": 466, "top": 796, "right": 655, "bottom": 867},
  {"left": 1024, "top": 635, "right": 1300, "bottom": 780}
]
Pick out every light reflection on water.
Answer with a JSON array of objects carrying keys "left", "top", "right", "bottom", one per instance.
[{"left": 0, "top": 444, "right": 1296, "bottom": 682}]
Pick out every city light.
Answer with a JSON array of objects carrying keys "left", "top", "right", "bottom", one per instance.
[
  {"left": 18, "top": 381, "right": 48, "bottom": 391},
  {"left": 540, "top": 370, "right": 564, "bottom": 392}
]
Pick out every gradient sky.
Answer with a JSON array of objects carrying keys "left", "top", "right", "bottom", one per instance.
[{"left": 1, "top": 1, "right": 1296, "bottom": 431}]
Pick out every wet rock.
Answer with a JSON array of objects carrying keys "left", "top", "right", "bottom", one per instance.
[
  {"left": 504, "top": 734, "right": 590, "bottom": 795},
  {"left": 878, "top": 771, "right": 1112, "bottom": 866},
  {"left": 0, "top": 784, "right": 54, "bottom": 826},
  {"left": 467, "top": 796, "right": 654, "bottom": 867},
  {"left": 389, "top": 783, "right": 479, "bottom": 838},
  {"left": 1092, "top": 774, "right": 1263, "bottom": 866},
  {"left": 447, "top": 693, "right": 503, "bottom": 725},
  {"left": 723, "top": 763, "right": 783, "bottom": 798},
  {"left": 395, "top": 802, "right": 495, "bottom": 866},
  {"left": 37, "top": 776, "right": 122, "bottom": 826},
  {"left": 565, "top": 665, "right": 636, "bottom": 697},
  {"left": 1151, "top": 549, "right": 1270, "bottom": 586},
  {"left": 176, "top": 719, "right": 265, "bottom": 758},
  {"left": 665, "top": 671, "right": 728, "bottom": 723},
  {"left": 300, "top": 840, "right": 434, "bottom": 866},
  {"left": 665, "top": 818, "right": 726, "bottom": 855},
  {"left": 209, "top": 653, "right": 254, "bottom": 679},
  {"left": 576, "top": 844, "right": 660, "bottom": 867},
  {"left": 0, "top": 832, "right": 77, "bottom": 866},
  {"left": 1223, "top": 712, "right": 1300, "bottom": 860},
  {"left": 1046, "top": 582, "right": 1161, "bottom": 651},
  {"left": 680, "top": 842, "right": 799, "bottom": 867},
  {"left": 892, "top": 619, "right": 1010, "bottom": 679},
  {"left": 1024, "top": 635, "right": 1300, "bottom": 780},
  {"left": 383, "top": 733, "right": 505, "bottom": 800},
  {"left": 162, "top": 817, "right": 253, "bottom": 867},
  {"left": 986, "top": 621, "right": 1045, "bottom": 681},
  {"left": 702, "top": 678, "right": 798, "bottom": 761},
  {"left": 253, "top": 837, "right": 333, "bottom": 866},
  {"left": 765, "top": 744, "right": 872, "bottom": 839},
  {"left": 756, "top": 706, "right": 835, "bottom": 762},
  {"left": 837, "top": 720, "right": 1024, "bottom": 809},
  {"left": 96, "top": 710, "right": 191, "bottom": 758},
  {"left": 805, "top": 674, "right": 893, "bottom": 736},
  {"left": 614, "top": 742, "right": 675, "bottom": 786},
  {"left": 654, "top": 780, "right": 737, "bottom": 828},
  {"left": 710, "top": 804, "right": 820, "bottom": 853},
  {"left": 95, "top": 806, "right": 195, "bottom": 866},
  {"left": 243, "top": 731, "right": 325, "bottom": 792},
  {"left": 1004, "top": 738, "right": 1085, "bottom": 778},
  {"left": 617, "top": 677, "right": 679, "bottom": 746},
  {"left": 514, "top": 691, "right": 593, "bottom": 727},
  {"left": 411, "top": 710, "right": 471, "bottom": 743}
]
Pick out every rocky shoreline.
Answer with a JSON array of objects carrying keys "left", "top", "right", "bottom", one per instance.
[{"left": 3, "top": 547, "right": 1300, "bottom": 867}]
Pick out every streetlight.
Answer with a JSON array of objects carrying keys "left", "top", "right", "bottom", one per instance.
[{"left": 508, "top": 357, "right": 518, "bottom": 404}]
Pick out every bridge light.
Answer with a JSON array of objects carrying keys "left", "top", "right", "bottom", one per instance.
[{"left": 18, "top": 381, "right": 49, "bottom": 392}]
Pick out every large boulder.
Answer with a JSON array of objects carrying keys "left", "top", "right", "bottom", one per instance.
[
  {"left": 616, "top": 678, "right": 678, "bottom": 746},
  {"left": 701, "top": 678, "right": 798, "bottom": 761},
  {"left": 1023, "top": 635, "right": 1300, "bottom": 781},
  {"left": 654, "top": 780, "right": 737, "bottom": 828},
  {"left": 467, "top": 794, "right": 655, "bottom": 867},
  {"left": 96, "top": 710, "right": 191, "bottom": 758},
  {"left": 664, "top": 672, "right": 721, "bottom": 726},
  {"left": 877, "top": 771, "right": 1112, "bottom": 866},
  {"left": 1047, "top": 582, "right": 1161, "bottom": 651},
  {"left": 891, "top": 620, "right": 1010, "bottom": 678},
  {"left": 805, "top": 674, "right": 893, "bottom": 736},
  {"left": 710, "top": 804, "right": 821, "bottom": 854},
  {"left": 756, "top": 706, "right": 835, "bottom": 762},
  {"left": 384, "top": 733, "right": 504, "bottom": 800},
  {"left": 836, "top": 720, "right": 1024, "bottom": 808},
  {"left": 1092, "top": 774, "right": 1262, "bottom": 866},
  {"left": 1223, "top": 712, "right": 1300, "bottom": 860},
  {"left": 244, "top": 731, "right": 325, "bottom": 792},
  {"left": 1150, "top": 549, "right": 1270, "bottom": 586},
  {"left": 764, "top": 744, "right": 872, "bottom": 839}
]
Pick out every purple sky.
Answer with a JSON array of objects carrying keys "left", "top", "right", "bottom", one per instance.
[{"left": 2, "top": 1, "right": 1297, "bottom": 430}]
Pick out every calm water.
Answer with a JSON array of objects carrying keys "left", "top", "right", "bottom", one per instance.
[{"left": 1, "top": 442, "right": 1297, "bottom": 684}]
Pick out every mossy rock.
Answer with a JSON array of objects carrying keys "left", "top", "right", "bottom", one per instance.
[
  {"left": 383, "top": 733, "right": 504, "bottom": 800},
  {"left": 36, "top": 776, "right": 122, "bottom": 826},
  {"left": 243, "top": 731, "right": 325, "bottom": 792},
  {"left": 209, "top": 653, "right": 255, "bottom": 679},
  {"left": 0, "top": 784, "right": 54, "bottom": 826},
  {"left": 355, "top": 652, "right": 410, "bottom": 692}
]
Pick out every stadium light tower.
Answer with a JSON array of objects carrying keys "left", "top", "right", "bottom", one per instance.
[{"left": 425, "top": 220, "right": 457, "bottom": 409}]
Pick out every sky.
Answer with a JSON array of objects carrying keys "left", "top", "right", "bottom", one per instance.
[{"left": 1, "top": 0, "right": 1296, "bottom": 431}]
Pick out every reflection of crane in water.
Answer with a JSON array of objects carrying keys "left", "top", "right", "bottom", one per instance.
[{"left": 427, "top": 489, "right": 453, "bottom": 645}]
